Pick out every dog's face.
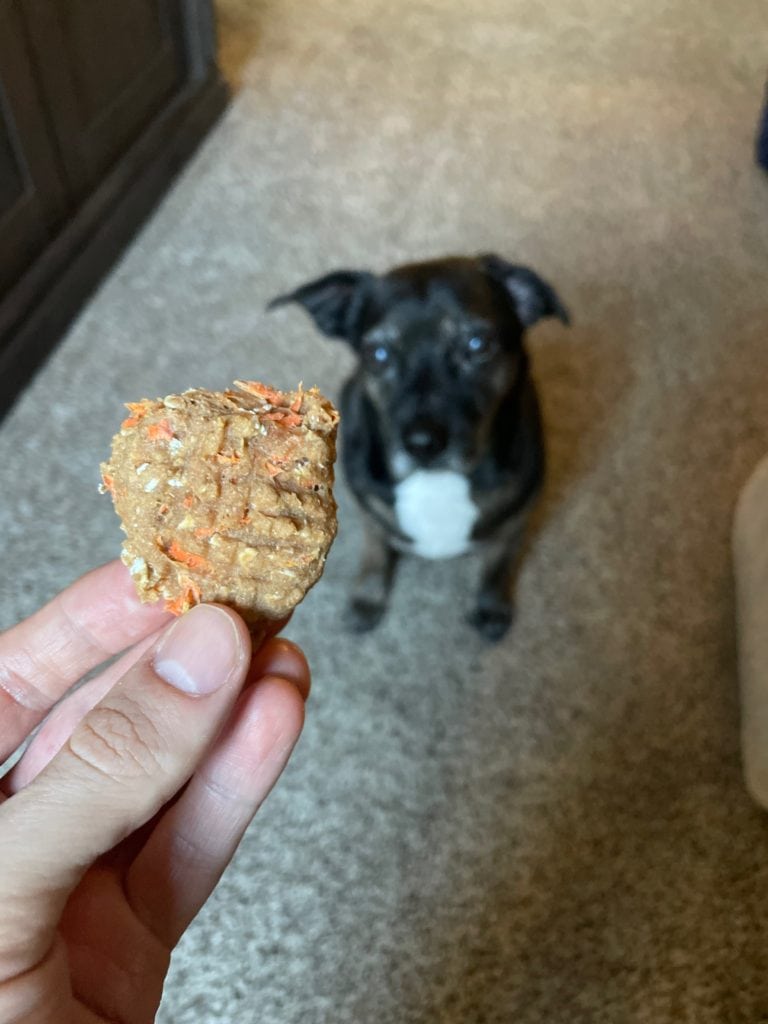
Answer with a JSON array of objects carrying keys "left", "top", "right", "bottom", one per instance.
[{"left": 269, "top": 255, "right": 568, "bottom": 476}]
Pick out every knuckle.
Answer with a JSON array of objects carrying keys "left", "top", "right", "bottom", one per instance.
[{"left": 66, "top": 698, "right": 164, "bottom": 781}]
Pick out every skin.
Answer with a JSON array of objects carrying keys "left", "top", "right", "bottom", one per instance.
[{"left": 0, "top": 560, "right": 309, "bottom": 1024}]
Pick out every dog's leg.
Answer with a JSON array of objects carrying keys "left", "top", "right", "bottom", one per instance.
[
  {"left": 348, "top": 524, "right": 400, "bottom": 632},
  {"left": 469, "top": 520, "right": 528, "bottom": 642}
]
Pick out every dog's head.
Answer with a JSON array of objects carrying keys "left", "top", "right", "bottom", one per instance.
[{"left": 269, "top": 254, "right": 569, "bottom": 476}]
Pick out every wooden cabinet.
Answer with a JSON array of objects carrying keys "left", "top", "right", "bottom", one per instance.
[
  {"left": 0, "top": 0, "right": 67, "bottom": 293},
  {"left": 0, "top": 0, "right": 228, "bottom": 419},
  {"left": 23, "top": 0, "right": 188, "bottom": 198}
]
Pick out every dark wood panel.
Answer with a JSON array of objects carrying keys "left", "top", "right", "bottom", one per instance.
[
  {"left": 23, "top": 0, "right": 188, "bottom": 198},
  {"left": 0, "top": 121, "right": 25, "bottom": 212},
  {"left": 0, "top": 72, "right": 228, "bottom": 422},
  {"left": 66, "top": 0, "right": 170, "bottom": 123},
  {"left": 0, "top": 0, "right": 67, "bottom": 292}
]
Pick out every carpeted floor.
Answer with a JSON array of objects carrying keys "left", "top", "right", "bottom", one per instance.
[{"left": 2, "top": 0, "right": 768, "bottom": 1020}]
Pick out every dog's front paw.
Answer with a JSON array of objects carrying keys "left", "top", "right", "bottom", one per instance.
[
  {"left": 468, "top": 600, "right": 514, "bottom": 642},
  {"left": 347, "top": 596, "right": 387, "bottom": 633}
]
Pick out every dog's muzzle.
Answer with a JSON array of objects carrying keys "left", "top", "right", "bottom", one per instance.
[{"left": 401, "top": 416, "right": 449, "bottom": 464}]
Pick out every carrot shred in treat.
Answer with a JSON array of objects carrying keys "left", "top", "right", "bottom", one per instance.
[
  {"left": 165, "top": 581, "right": 202, "bottom": 617},
  {"left": 167, "top": 540, "right": 210, "bottom": 572},
  {"left": 263, "top": 410, "right": 303, "bottom": 427},
  {"left": 194, "top": 527, "right": 216, "bottom": 538},
  {"left": 183, "top": 494, "right": 195, "bottom": 508},
  {"left": 158, "top": 503, "right": 170, "bottom": 516},
  {"left": 237, "top": 380, "right": 285, "bottom": 405},
  {"left": 147, "top": 419, "right": 174, "bottom": 441},
  {"left": 164, "top": 594, "right": 185, "bottom": 616},
  {"left": 290, "top": 385, "right": 304, "bottom": 413},
  {"left": 265, "top": 460, "right": 283, "bottom": 477},
  {"left": 100, "top": 472, "right": 115, "bottom": 494},
  {"left": 122, "top": 402, "right": 150, "bottom": 429},
  {"left": 214, "top": 451, "right": 241, "bottom": 464}
]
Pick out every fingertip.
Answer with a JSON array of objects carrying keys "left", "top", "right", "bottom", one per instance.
[
  {"left": 248, "top": 638, "right": 311, "bottom": 700},
  {"left": 252, "top": 674, "right": 306, "bottom": 745},
  {"left": 226, "top": 673, "right": 305, "bottom": 777},
  {"left": 180, "top": 602, "right": 254, "bottom": 660},
  {"left": 203, "top": 603, "right": 253, "bottom": 654},
  {"left": 264, "top": 613, "right": 292, "bottom": 641},
  {"left": 153, "top": 604, "right": 252, "bottom": 696}
]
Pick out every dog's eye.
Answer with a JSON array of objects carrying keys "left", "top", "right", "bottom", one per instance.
[
  {"left": 363, "top": 341, "right": 391, "bottom": 371},
  {"left": 463, "top": 333, "right": 496, "bottom": 360}
]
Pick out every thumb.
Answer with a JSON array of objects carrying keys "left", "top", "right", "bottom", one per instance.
[{"left": 0, "top": 603, "right": 251, "bottom": 981}]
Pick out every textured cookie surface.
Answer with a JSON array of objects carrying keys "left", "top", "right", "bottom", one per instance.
[{"left": 101, "top": 381, "right": 339, "bottom": 639}]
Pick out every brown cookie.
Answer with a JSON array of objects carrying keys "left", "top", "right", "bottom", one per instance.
[{"left": 101, "top": 380, "right": 339, "bottom": 642}]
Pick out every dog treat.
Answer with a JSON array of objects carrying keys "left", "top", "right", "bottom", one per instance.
[{"left": 100, "top": 380, "right": 339, "bottom": 641}]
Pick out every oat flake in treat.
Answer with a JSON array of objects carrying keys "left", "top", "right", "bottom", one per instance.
[{"left": 100, "top": 380, "right": 339, "bottom": 643}]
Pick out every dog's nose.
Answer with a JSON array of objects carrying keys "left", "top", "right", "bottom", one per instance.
[{"left": 402, "top": 417, "right": 449, "bottom": 462}]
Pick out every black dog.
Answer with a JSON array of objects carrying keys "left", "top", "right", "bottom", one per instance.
[{"left": 269, "top": 254, "right": 569, "bottom": 640}]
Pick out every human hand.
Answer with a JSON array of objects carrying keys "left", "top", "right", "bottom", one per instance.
[{"left": 0, "top": 560, "right": 309, "bottom": 1023}]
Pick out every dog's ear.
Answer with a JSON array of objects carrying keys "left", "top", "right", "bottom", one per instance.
[
  {"left": 479, "top": 254, "right": 570, "bottom": 327},
  {"left": 267, "top": 270, "right": 374, "bottom": 343}
]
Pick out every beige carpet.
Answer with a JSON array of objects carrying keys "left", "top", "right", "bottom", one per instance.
[{"left": 2, "top": 0, "right": 768, "bottom": 1020}]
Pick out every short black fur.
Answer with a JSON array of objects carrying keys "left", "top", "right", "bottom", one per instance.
[{"left": 268, "top": 253, "right": 569, "bottom": 640}]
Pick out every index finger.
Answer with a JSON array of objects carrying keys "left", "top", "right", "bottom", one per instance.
[{"left": 0, "top": 560, "right": 172, "bottom": 762}]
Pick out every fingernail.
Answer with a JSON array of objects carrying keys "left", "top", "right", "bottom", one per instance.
[{"left": 153, "top": 605, "right": 244, "bottom": 695}]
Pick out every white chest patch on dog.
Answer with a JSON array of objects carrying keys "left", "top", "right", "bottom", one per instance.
[{"left": 394, "top": 470, "right": 479, "bottom": 559}]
